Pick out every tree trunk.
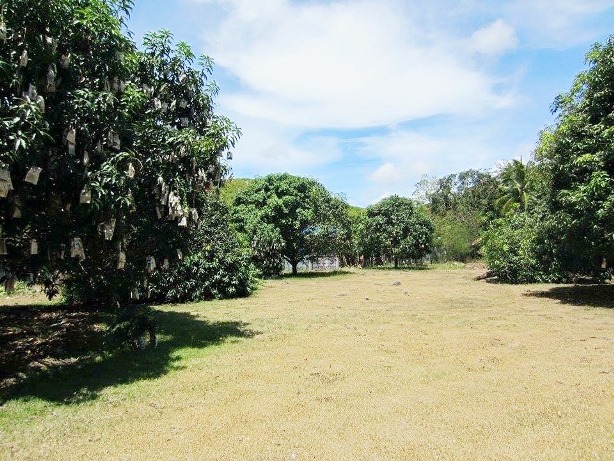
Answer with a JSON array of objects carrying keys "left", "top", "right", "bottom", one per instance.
[
  {"left": 292, "top": 262, "right": 298, "bottom": 275},
  {"left": 394, "top": 257, "right": 399, "bottom": 269}
]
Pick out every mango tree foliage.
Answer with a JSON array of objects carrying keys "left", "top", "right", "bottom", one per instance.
[
  {"left": 360, "top": 195, "right": 433, "bottom": 268},
  {"left": 535, "top": 35, "right": 614, "bottom": 279},
  {"left": 232, "top": 173, "right": 349, "bottom": 275},
  {"left": 0, "top": 1, "right": 239, "bottom": 304}
]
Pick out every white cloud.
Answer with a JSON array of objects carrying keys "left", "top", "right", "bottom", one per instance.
[
  {"left": 469, "top": 19, "right": 518, "bottom": 56},
  {"left": 200, "top": 0, "right": 514, "bottom": 129},
  {"left": 226, "top": 113, "right": 343, "bottom": 175},
  {"left": 506, "top": 0, "right": 614, "bottom": 47},
  {"left": 183, "top": 0, "right": 614, "bottom": 206},
  {"left": 369, "top": 162, "right": 404, "bottom": 183}
]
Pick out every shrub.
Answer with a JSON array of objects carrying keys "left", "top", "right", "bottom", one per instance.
[
  {"left": 149, "top": 199, "right": 259, "bottom": 302},
  {"left": 481, "top": 213, "right": 564, "bottom": 283}
]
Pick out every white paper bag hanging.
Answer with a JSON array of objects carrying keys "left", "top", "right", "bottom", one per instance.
[
  {"left": 178, "top": 216, "right": 188, "bottom": 227},
  {"left": 180, "top": 117, "right": 189, "bottom": 127},
  {"left": 162, "top": 259, "right": 169, "bottom": 270},
  {"left": 153, "top": 98, "right": 162, "bottom": 110},
  {"left": 19, "top": 50, "right": 28, "bottom": 67},
  {"left": 126, "top": 163, "right": 135, "bottom": 178},
  {"left": 60, "top": 53, "right": 71, "bottom": 68},
  {"left": 156, "top": 206, "right": 162, "bottom": 219},
  {"left": 161, "top": 102, "right": 168, "bottom": 112},
  {"left": 131, "top": 288, "right": 140, "bottom": 300},
  {"left": 190, "top": 208, "right": 199, "bottom": 223},
  {"left": 108, "top": 131, "right": 120, "bottom": 150},
  {"left": 160, "top": 189, "right": 169, "bottom": 205},
  {"left": 0, "top": 239, "right": 7, "bottom": 255},
  {"left": 0, "top": 169, "right": 14, "bottom": 191},
  {"left": 12, "top": 207, "right": 21, "bottom": 218},
  {"left": 0, "top": 183, "right": 9, "bottom": 198},
  {"left": 83, "top": 151, "right": 90, "bottom": 167},
  {"left": 46, "top": 65, "right": 56, "bottom": 92},
  {"left": 70, "top": 237, "right": 85, "bottom": 260},
  {"left": 177, "top": 249, "right": 183, "bottom": 260},
  {"left": 79, "top": 187, "right": 91, "bottom": 204},
  {"left": 179, "top": 73, "right": 188, "bottom": 84},
  {"left": 27, "top": 84, "right": 37, "bottom": 99},
  {"left": 179, "top": 99, "right": 187, "bottom": 108},
  {"left": 68, "top": 144, "right": 76, "bottom": 156},
  {"left": 36, "top": 95, "right": 45, "bottom": 113},
  {"left": 44, "top": 36, "right": 57, "bottom": 53},
  {"left": 66, "top": 127, "right": 76, "bottom": 145},
  {"left": 95, "top": 141, "right": 103, "bottom": 153},
  {"left": 104, "top": 218, "right": 116, "bottom": 240},
  {"left": 0, "top": 20, "right": 6, "bottom": 41},
  {"left": 118, "top": 250, "right": 126, "bottom": 269},
  {"left": 146, "top": 256, "right": 156, "bottom": 273},
  {"left": 30, "top": 239, "right": 38, "bottom": 255},
  {"left": 24, "top": 167, "right": 42, "bottom": 185}
]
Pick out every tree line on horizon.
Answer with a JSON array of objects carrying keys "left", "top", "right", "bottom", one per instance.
[{"left": 225, "top": 31, "right": 614, "bottom": 284}]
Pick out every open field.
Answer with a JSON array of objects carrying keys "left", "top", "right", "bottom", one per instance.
[{"left": 1, "top": 268, "right": 613, "bottom": 460}]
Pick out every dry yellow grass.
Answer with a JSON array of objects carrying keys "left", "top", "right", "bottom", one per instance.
[{"left": 1, "top": 268, "right": 613, "bottom": 460}]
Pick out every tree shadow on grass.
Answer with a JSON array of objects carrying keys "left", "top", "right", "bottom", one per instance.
[
  {"left": 524, "top": 284, "right": 614, "bottom": 309},
  {"left": 282, "top": 270, "right": 353, "bottom": 279},
  {"left": 0, "top": 304, "right": 257, "bottom": 404},
  {"left": 365, "top": 265, "right": 431, "bottom": 271}
]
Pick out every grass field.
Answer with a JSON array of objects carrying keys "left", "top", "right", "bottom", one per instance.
[{"left": 1, "top": 267, "right": 613, "bottom": 460}]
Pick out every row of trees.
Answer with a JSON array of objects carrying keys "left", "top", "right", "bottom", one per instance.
[{"left": 228, "top": 173, "right": 434, "bottom": 276}]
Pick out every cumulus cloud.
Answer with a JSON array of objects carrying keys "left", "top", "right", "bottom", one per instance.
[
  {"left": 199, "top": 0, "right": 514, "bottom": 129},
  {"left": 469, "top": 19, "right": 518, "bottom": 56},
  {"left": 181, "top": 0, "right": 614, "bottom": 206}
]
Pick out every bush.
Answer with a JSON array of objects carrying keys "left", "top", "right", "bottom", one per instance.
[
  {"left": 481, "top": 213, "right": 564, "bottom": 283},
  {"left": 149, "top": 199, "right": 259, "bottom": 302}
]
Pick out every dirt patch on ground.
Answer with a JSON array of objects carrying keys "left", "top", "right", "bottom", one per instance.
[{"left": 1, "top": 268, "right": 613, "bottom": 460}]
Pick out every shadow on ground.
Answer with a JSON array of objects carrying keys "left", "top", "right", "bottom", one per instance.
[
  {"left": 525, "top": 284, "right": 614, "bottom": 309},
  {"left": 0, "top": 304, "right": 257, "bottom": 404},
  {"left": 282, "top": 270, "right": 355, "bottom": 279},
  {"left": 365, "top": 265, "right": 431, "bottom": 271}
]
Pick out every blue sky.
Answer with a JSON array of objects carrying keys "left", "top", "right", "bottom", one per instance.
[{"left": 126, "top": 0, "right": 614, "bottom": 206}]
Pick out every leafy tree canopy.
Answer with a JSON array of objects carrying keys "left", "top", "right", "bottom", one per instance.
[
  {"left": 359, "top": 195, "right": 434, "bottom": 268},
  {"left": 0, "top": 0, "right": 239, "bottom": 304},
  {"left": 232, "top": 173, "right": 349, "bottom": 275},
  {"left": 414, "top": 169, "right": 497, "bottom": 261},
  {"left": 534, "top": 35, "right": 614, "bottom": 278}
]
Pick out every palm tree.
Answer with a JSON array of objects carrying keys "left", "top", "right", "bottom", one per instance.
[{"left": 495, "top": 159, "right": 532, "bottom": 214}]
